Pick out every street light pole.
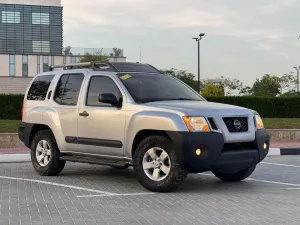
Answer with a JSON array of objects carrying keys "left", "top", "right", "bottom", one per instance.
[
  {"left": 294, "top": 66, "right": 300, "bottom": 95},
  {"left": 197, "top": 39, "right": 200, "bottom": 94},
  {"left": 193, "top": 33, "right": 205, "bottom": 94}
]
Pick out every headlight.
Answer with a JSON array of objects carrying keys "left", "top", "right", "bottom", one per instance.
[
  {"left": 255, "top": 115, "right": 264, "bottom": 129},
  {"left": 183, "top": 117, "right": 210, "bottom": 132}
]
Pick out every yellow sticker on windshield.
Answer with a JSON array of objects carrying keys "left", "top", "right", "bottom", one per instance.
[{"left": 120, "top": 74, "right": 131, "bottom": 80}]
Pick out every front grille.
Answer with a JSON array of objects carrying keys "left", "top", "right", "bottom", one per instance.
[
  {"left": 223, "top": 117, "right": 248, "bottom": 133},
  {"left": 208, "top": 117, "right": 218, "bottom": 130}
]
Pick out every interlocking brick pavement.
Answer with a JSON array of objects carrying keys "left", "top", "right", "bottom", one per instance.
[{"left": 0, "top": 160, "right": 299, "bottom": 225}]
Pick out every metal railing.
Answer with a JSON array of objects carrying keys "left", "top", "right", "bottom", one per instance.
[{"left": 62, "top": 47, "right": 124, "bottom": 57}]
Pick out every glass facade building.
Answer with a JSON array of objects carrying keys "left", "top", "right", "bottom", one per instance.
[{"left": 0, "top": 3, "right": 62, "bottom": 55}]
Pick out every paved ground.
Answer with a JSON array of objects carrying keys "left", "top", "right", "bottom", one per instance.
[{"left": 0, "top": 156, "right": 300, "bottom": 225}]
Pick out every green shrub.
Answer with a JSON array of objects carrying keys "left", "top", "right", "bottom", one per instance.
[
  {"left": 0, "top": 94, "right": 300, "bottom": 119},
  {"left": 205, "top": 96, "right": 300, "bottom": 118},
  {"left": 0, "top": 94, "right": 24, "bottom": 120}
]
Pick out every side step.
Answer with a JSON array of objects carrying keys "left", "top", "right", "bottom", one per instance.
[{"left": 60, "top": 155, "right": 131, "bottom": 168}]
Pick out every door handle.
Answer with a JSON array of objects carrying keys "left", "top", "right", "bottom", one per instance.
[{"left": 79, "top": 111, "right": 89, "bottom": 117}]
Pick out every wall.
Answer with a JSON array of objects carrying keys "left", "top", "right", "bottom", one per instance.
[
  {"left": 0, "top": 54, "right": 127, "bottom": 77},
  {"left": 0, "top": 3, "right": 63, "bottom": 55},
  {"left": 0, "top": 77, "right": 32, "bottom": 93},
  {"left": 0, "top": 54, "right": 8, "bottom": 76},
  {"left": 0, "top": 0, "right": 61, "bottom": 7},
  {"left": 0, "top": 55, "right": 127, "bottom": 93}
]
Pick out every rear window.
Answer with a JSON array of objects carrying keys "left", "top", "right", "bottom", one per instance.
[{"left": 27, "top": 75, "right": 55, "bottom": 100}]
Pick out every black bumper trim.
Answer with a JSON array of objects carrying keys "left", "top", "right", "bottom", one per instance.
[
  {"left": 18, "top": 122, "right": 34, "bottom": 148},
  {"left": 166, "top": 129, "right": 270, "bottom": 173}
]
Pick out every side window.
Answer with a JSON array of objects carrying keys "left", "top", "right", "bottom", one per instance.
[
  {"left": 27, "top": 75, "right": 55, "bottom": 100},
  {"left": 54, "top": 74, "right": 84, "bottom": 106},
  {"left": 86, "top": 76, "right": 122, "bottom": 107}
]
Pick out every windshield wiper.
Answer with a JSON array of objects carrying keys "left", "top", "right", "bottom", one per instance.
[
  {"left": 141, "top": 98, "right": 201, "bottom": 103},
  {"left": 165, "top": 98, "right": 201, "bottom": 101}
]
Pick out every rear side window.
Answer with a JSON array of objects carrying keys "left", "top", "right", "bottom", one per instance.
[
  {"left": 54, "top": 74, "right": 84, "bottom": 106},
  {"left": 27, "top": 75, "right": 55, "bottom": 100}
]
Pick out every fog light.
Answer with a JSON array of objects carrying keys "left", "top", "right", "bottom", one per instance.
[
  {"left": 196, "top": 149, "right": 202, "bottom": 156},
  {"left": 263, "top": 142, "right": 268, "bottom": 150}
]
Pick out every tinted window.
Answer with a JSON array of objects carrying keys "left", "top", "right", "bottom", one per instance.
[
  {"left": 54, "top": 74, "right": 84, "bottom": 106},
  {"left": 117, "top": 73, "right": 203, "bottom": 103},
  {"left": 110, "top": 62, "right": 160, "bottom": 73},
  {"left": 86, "top": 76, "right": 122, "bottom": 107},
  {"left": 27, "top": 75, "right": 55, "bottom": 100}
]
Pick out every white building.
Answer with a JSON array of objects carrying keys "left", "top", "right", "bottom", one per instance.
[{"left": 0, "top": 0, "right": 126, "bottom": 93}]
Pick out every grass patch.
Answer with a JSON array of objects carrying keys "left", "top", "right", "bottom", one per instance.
[
  {"left": 263, "top": 118, "right": 300, "bottom": 129},
  {"left": 0, "top": 120, "right": 21, "bottom": 133},
  {"left": 0, "top": 118, "right": 300, "bottom": 133}
]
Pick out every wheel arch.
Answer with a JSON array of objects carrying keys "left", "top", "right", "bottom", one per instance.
[
  {"left": 131, "top": 129, "right": 172, "bottom": 158},
  {"left": 124, "top": 111, "right": 187, "bottom": 158},
  {"left": 28, "top": 124, "right": 54, "bottom": 149}
]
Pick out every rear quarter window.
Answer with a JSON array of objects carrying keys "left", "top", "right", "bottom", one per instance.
[{"left": 27, "top": 75, "right": 55, "bottom": 100}]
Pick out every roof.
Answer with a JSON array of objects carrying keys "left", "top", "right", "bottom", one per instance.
[{"left": 49, "top": 61, "right": 161, "bottom": 74}]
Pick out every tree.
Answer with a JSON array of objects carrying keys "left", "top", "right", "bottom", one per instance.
[
  {"left": 112, "top": 48, "right": 123, "bottom": 57},
  {"left": 239, "top": 86, "right": 252, "bottom": 96},
  {"left": 250, "top": 74, "right": 281, "bottom": 97},
  {"left": 201, "top": 83, "right": 224, "bottom": 97},
  {"left": 278, "top": 73, "right": 297, "bottom": 95},
  {"left": 63, "top": 46, "right": 72, "bottom": 56},
  {"left": 79, "top": 52, "right": 108, "bottom": 63},
  {"left": 202, "top": 76, "right": 243, "bottom": 96},
  {"left": 280, "top": 90, "right": 299, "bottom": 97},
  {"left": 161, "top": 68, "right": 198, "bottom": 92}
]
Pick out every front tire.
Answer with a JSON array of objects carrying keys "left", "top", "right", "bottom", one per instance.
[
  {"left": 212, "top": 166, "right": 256, "bottom": 182},
  {"left": 31, "top": 130, "right": 66, "bottom": 176},
  {"left": 133, "top": 135, "right": 188, "bottom": 192}
]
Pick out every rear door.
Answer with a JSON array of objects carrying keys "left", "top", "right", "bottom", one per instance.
[{"left": 51, "top": 72, "right": 85, "bottom": 152}]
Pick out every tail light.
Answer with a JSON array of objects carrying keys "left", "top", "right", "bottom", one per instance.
[{"left": 21, "top": 101, "right": 24, "bottom": 121}]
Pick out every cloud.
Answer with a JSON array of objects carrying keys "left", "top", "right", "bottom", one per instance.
[
  {"left": 259, "top": 0, "right": 298, "bottom": 14},
  {"left": 61, "top": 0, "right": 300, "bottom": 86},
  {"left": 62, "top": 0, "right": 295, "bottom": 45}
]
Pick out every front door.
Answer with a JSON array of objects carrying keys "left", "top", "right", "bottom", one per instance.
[{"left": 77, "top": 75, "right": 126, "bottom": 157}]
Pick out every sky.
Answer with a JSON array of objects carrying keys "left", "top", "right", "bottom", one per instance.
[{"left": 62, "top": 0, "right": 300, "bottom": 86}]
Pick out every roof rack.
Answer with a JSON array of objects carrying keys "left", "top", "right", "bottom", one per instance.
[
  {"left": 49, "top": 61, "right": 162, "bottom": 74},
  {"left": 49, "top": 61, "right": 119, "bottom": 72}
]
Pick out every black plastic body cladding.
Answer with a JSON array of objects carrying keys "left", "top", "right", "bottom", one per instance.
[
  {"left": 18, "top": 122, "right": 34, "bottom": 148},
  {"left": 166, "top": 129, "right": 270, "bottom": 173}
]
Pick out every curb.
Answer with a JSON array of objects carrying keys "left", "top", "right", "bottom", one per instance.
[
  {"left": 268, "top": 148, "right": 300, "bottom": 156},
  {"left": 0, "top": 154, "right": 31, "bottom": 163}
]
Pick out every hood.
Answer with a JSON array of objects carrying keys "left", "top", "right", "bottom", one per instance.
[{"left": 144, "top": 100, "right": 252, "bottom": 116}]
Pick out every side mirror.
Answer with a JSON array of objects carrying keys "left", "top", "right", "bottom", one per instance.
[{"left": 98, "top": 93, "right": 119, "bottom": 107}]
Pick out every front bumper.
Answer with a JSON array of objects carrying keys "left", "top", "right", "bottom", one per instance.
[{"left": 167, "top": 129, "right": 270, "bottom": 173}]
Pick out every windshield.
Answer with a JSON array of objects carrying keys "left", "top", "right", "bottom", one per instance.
[
  {"left": 110, "top": 62, "right": 160, "bottom": 73},
  {"left": 117, "top": 73, "right": 204, "bottom": 103}
]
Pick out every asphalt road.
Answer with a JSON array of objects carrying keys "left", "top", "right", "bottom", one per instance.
[{"left": 0, "top": 156, "right": 300, "bottom": 225}]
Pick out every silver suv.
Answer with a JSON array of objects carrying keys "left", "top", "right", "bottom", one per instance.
[{"left": 18, "top": 61, "right": 270, "bottom": 192}]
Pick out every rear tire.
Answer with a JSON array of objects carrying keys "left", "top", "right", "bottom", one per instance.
[
  {"left": 133, "top": 135, "right": 188, "bottom": 192},
  {"left": 212, "top": 166, "right": 256, "bottom": 182},
  {"left": 31, "top": 129, "right": 66, "bottom": 176}
]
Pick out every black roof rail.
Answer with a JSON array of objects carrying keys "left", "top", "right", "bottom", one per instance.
[
  {"left": 49, "top": 61, "right": 119, "bottom": 72},
  {"left": 49, "top": 61, "right": 162, "bottom": 74}
]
